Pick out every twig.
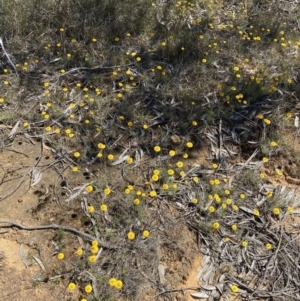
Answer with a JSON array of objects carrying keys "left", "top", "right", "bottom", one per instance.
[
  {"left": 145, "top": 286, "right": 201, "bottom": 301},
  {"left": 0, "top": 220, "right": 118, "bottom": 249},
  {"left": 0, "top": 37, "right": 19, "bottom": 76}
]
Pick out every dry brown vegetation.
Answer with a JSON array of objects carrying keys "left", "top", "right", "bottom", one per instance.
[{"left": 0, "top": 0, "right": 300, "bottom": 300}]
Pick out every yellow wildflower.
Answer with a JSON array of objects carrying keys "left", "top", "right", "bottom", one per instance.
[
  {"left": 85, "top": 185, "right": 93, "bottom": 193},
  {"left": 266, "top": 191, "right": 273, "bottom": 198},
  {"left": 270, "top": 141, "right": 278, "bottom": 147},
  {"left": 231, "top": 285, "right": 239, "bottom": 293},
  {"left": 127, "top": 231, "right": 135, "bottom": 240},
  {"left": 152, "top": 174, "right": 159, "bottom": 181},
  {"left": 73, "top": 151, "right": 80, "bottom": 158},
  {"left": 75, "top": 248, "right": 84, "bottom": 256},
  {"left": 115, "top": 280, "right": 123, "bottom": 289},
  {"left": 253, "top": 209, "right": 260, "bottom": 216},
  {"left": 100, "top": 204, "right": 107, "bottom": 211},
  {"left": 169, "top": 150, "right": 176, "bottom": 157},
  {"left": 186, "top": 141, "right": 193, "bottom": 148},
  {"left": 104, "top": 187, "right": 111, "bottom": 195},
  {"left": 89, "top": 255, "right": 96, "bottom": 263},
  {"left": 107, "top": 154, "right": 114, "bottom": 160},
  {"left": 133, "top": 199, "right": 140, "bottom": 205},
  {"left": 85, "top": 284, "right": 93, "bottom": 293},
  {"left": 142, "top": 230, "right": 150, "bottom": 238},
  {"left": 126, "top": 157, "right": 133, "bottom": 164},
  {"left": 109, "top": 278, "right": 117, "bottom": 287},
  {"left": 231, "top": 224, "right": 237, "bottom": 231},
  {"left": 149, "top": 190, "right": 157, "bottom": 197},
  {"left": 68, "top": 283, "right": 76, "bottom": 290},
  {"left": 168, "top": 169, "right": 175, "bottom": 176},
  {"left": 208, "top": 206, "right": 215, "bottom": 213},
  {"left": 87, "top": 206, "right": 94, "bottom": 213},
  {"left": 90, "top": 246, "right": 99, "bottom": 254},
  {"left": 212, "top": 222, "right": 220, "bottom": 230},
  {"left": 265, "top": 243, "right": 272, "bottom": 250}
]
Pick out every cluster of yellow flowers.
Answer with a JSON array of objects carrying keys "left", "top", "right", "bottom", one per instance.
[
  {"left": 109, "top": 277, "right": 123, "bottom": 289},
  {"left": 127, "top": 230, "right": 150, "bottom": 240}
]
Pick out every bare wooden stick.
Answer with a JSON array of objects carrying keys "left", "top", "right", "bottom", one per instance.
[
  {"left": 0, "top": 37, "right": 19, "bottom": 76},
  {"left": 0, "top": 220, "right": 118, "bottom": 249}
]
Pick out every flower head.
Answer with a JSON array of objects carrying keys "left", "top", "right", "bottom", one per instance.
[
  {"left": 231, "top": 224, "right": 237, "bottom": 231},
  {"left": 212, "top": 222, "right": 220, "bottom": 230},
  {"left": 168, "top": 169, "right": 174, "bottom": 176},
  {"left": 212, "top": 163, "right": 218, "bottom": 169},
  {"left": 100, "top": 204, "right": 107, "bottom": 211},
  {"left": 75, "top": 248, "right": 84, "bottom": 256},
  {"left": 73, "top": 151, "right": 80, "bottom": 158},
  {"left": 149, "top": 190, "right": 157, "bottom": 197},
  {"left": 232, "top": 205, "right": 239, "bottom": 211},
  {"left": 186, "top": 141, "right": 193, "bottom": 148},
  {"left": 226, "top": 198, "right": 232, "bottom": 205},
  {"left": 142, "top": 230, "right": 150, "bottom": 238},
  {"left": 176, "top": 161, "right": 183, "bottom": 168},
  {"left": 127, "top": 231, "right": 135, "bottom": 240},
  {"left": 253, "top": 209, "right": 260, "bottom": 216},
  {"left": 126, "top": 157, "right": 133, "bottom": 164},
  {"left": 107, "top": 154, "right": 114, "bottom": 160},
  {"left": 133, "top": 198, "right": 140, "bottom": 205},
  {"left": 104, "top": 187, "right": 111, "bottom": 195},
  {"left": 97, "top": 143, "right": 106, "bottom": 149},
  {"left": 109, "top": 278, "right": 117, "bottom": 287},
  {"left": 162, "top": 184, "right": 169, "bottom": 190},
  {"left": 231, "top": 285, "right": 239, "bottom": 293},
  {"left": 87, "top": 206, "right": 94, "bottom": 213},
  {"left": 92, "top": 240, "right": 98, "bottom": 246},
  {"left": 68, "top": 282, "right": 76, "bottom": 290},
  {"left": 85, "top": 284, "right": 93, "bottom": 293},
  {"left": 89, "top": 255, "right": 96, "bottom": 263},
  {"left": 152, "top": 174, "right": 159, "bottom": 181},
  {"left": 286, "top": 112, "right": 292, "bottom": 118},
  {"left": 208, "top": 206, "right": 215, "bottom": 213},
  {"left": 266, "top": 191, "right": 273, "bottom": 198},
  {"left": 115, "top": 280, "right": 123, "bottom": 289},
  {"left": 85, "top": 185, "right": 93, "bottom": 193},
  {"left": 241, "top": 240, "right": 248, "bottom": 247},
  {"left": 265, "top": 243, "right": 272, "bottom": 250}
]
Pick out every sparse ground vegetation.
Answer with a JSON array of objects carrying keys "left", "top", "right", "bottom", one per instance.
[{"left": 0, "top": 0, "right": 300, "bottom": 300}]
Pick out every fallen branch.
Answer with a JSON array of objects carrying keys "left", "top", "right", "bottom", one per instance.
[{"left": 0, "top": 220, "right": 118, "bottom": 249}]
